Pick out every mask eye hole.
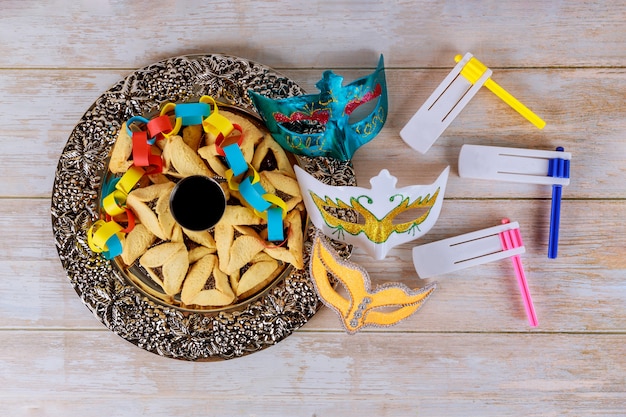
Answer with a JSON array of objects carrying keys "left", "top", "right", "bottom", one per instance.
[
  {"left": 345, "top": 84, "right": 383, "bottom": 124},
  {"left": 391, "top": 206, "right": 432, "bottom": 226},
  {"left": 346, "top": 98, "right": 378, "bottom": 125},
  {"left": 354, "top": 212, "right": 367, "bottom": 225},
  {"left": 322, "top": 205, "right": 361, "bottom": 224}
]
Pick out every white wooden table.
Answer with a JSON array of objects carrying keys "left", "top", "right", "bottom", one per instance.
[{"left": 2, "top": 1, "right": 625, "bottom": 415}]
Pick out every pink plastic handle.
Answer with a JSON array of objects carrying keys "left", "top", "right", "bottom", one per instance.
[{"left": 499, "top": 219, "right": 538, "bottom": 327}]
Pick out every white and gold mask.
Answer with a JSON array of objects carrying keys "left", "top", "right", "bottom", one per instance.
[{"left": 294, "top": 165, "right": 450, "bottom": 259}]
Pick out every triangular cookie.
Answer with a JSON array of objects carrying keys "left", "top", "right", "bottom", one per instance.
[
  {"left": 162, "top": 135, "right": 214, "bottom": 178},
  {"left": 126, "top": 181, "right": 175, "bottom": 240},
  {"left": 181, "top": 254, "right": 235, "bottom": 306},
  {"left": 139, "top": 241, "right": 189, "bottom": 295}
]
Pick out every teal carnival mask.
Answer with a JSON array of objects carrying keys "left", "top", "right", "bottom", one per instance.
[{"left": 249, "top": 55, "right": 387, "bottom": 161}]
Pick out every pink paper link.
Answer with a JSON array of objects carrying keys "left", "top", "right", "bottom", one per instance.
[{"left": 499, "top": 219, "right": 538, "bottom": 327}]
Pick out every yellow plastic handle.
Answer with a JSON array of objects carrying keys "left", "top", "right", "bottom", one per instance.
[
  {"left": 483, "top": 79, "right": 546, "bottom": 129},
  {"left": 454, "top": 54, "right": 546, "bottom": 129}
]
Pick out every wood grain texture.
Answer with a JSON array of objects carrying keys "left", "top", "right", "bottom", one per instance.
[
  {"left": 1, "top": 0, "right": 625, "bottom": 416},
  {"left": 2, "top": 68, "right": 625, "bottom": 198},
  {"left": 1, "top": 331, "right": 625, "bottom": 417},
  {"left": 1, "top": 1, "right": 625, "bottom": 69}
]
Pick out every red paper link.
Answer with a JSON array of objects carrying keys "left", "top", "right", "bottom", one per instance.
[
  {"left": 215, "top": 123, "right": 244, "bottom": 157},
  {"left": 144, "top": 155, "right": 163, "bottom": 175},
  {"left": 118, "top": 208, "right": 136, "bottom": 233},
  {"left": 147, "top": 115, "right": 174, "bottom": 141},
  {"left": 132, "top": 131, "right": 163, "bottom": 174},
  {"left": 104, "top": 207, "right": 136, "bottom": 233},
  {"left": 132, "top": 131, "right": 152, "bottom": 167}
]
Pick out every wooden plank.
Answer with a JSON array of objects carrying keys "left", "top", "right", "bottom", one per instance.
[
  {"left": 6, "top": 198, "right": 625, "bottom": 332},
  {"left": 0, "top": 70, "right": 129, "bottom": 198},
  {"left": 1, "top": 1, "right": 625, "bottom": 69},
  {"left": 0, "top": 330, "right": 624, "bottom": 416},
  {"left": 0, "top": 198, "right": 102, "bottom": 329},
  {"left": 2, "top": 68, "right": 625, "bottom": 198}
]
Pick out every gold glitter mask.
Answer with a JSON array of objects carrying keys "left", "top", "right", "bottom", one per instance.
[
  {"left": 294, "top": 166, "right": 450, "bottom": 260},
  {"left": 309, "top": 232, "right": 436, "bottom": 334}
]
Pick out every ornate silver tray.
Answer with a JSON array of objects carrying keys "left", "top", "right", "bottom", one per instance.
[{"left": 51, "top": 54, "right": 354, "bottom": 361}]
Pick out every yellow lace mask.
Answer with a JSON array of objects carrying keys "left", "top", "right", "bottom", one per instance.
[{"left": 309, "top": 232, "right": 436, "bottom": 333}]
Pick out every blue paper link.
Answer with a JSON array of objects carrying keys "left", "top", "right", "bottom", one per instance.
[
  {"left": 252, "top": 180, "right": 265, "bottom": 195},
  {"left": 175, "top": 102, "right": 210, "bottom": 126},
  {"left": 267, "top": 206, "right": 285, "bottom": 241},
  {"left": 102, "top": 233, "right": 123, "bottom": 260},
  {"left": 547, "top": 147, "right": 570, "bottom": 259},
  {"left": 101, "top": 176, "right": 121, "bottom": 207},
  {"left": 125, "top": 116, "right": 150, "bottom": 137},
  {"left": 223, "top": 143, "right": 248, "bottom": 176},
  {"left": 239, "top": 177, "right": 271, "bottom": 213}
]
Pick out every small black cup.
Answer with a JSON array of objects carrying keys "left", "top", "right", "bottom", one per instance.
[{"left": 169, "top": 175, "right": 226, "bottom": 231}]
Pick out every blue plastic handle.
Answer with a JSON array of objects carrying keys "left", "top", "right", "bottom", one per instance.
[
  {"left": 547, "top": 147, "right": 570, "bottom": 259},
  {"left": 548, "top": 184, "right": 562, "bottom": 259}
]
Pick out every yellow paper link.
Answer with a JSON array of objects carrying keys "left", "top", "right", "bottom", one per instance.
[
  {"left": 102, "top": 190, "right": 128, "bottom": 217},
  {"left": 225, "top": 163, "right": 261, "bottom": 192},
  {"left": 200, "top": 96, "right": 234, "bottom": 137},
  {"left": 225, "top": 169, "right": 238, "bottom": 191},
  {"left": 248, "top": 165, "right": 261, "bottom": 184},
  {"left": 159, "top": 102, "right": 182, "bottom": 138},
  {"left": 160, "top": 102, "right": 176, "bottom": 115},
  {"left": 87, "top": 220, "right": 124, "bottom": 253},
  {"left": 115, "top": 165, "right": 144, "bottom": 195},
  {"left": 199, "top": 95, "right": 215, "bottom": 106},
  {"left": 454, "top": 54, "right": 546, "bottom": 129},
  {"left": 254, "top": 194, "right": 287, "bottom": 220},
  {"left": 101, "top": 165, "right": 144, "bottom": 217},
  {"left": 204, "top": 111, "right": 234, "bottom": 137}
]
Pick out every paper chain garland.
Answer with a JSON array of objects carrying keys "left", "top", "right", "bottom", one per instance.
[{"left": 88, "top": 96, "right": 287, "bottom": 259}]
